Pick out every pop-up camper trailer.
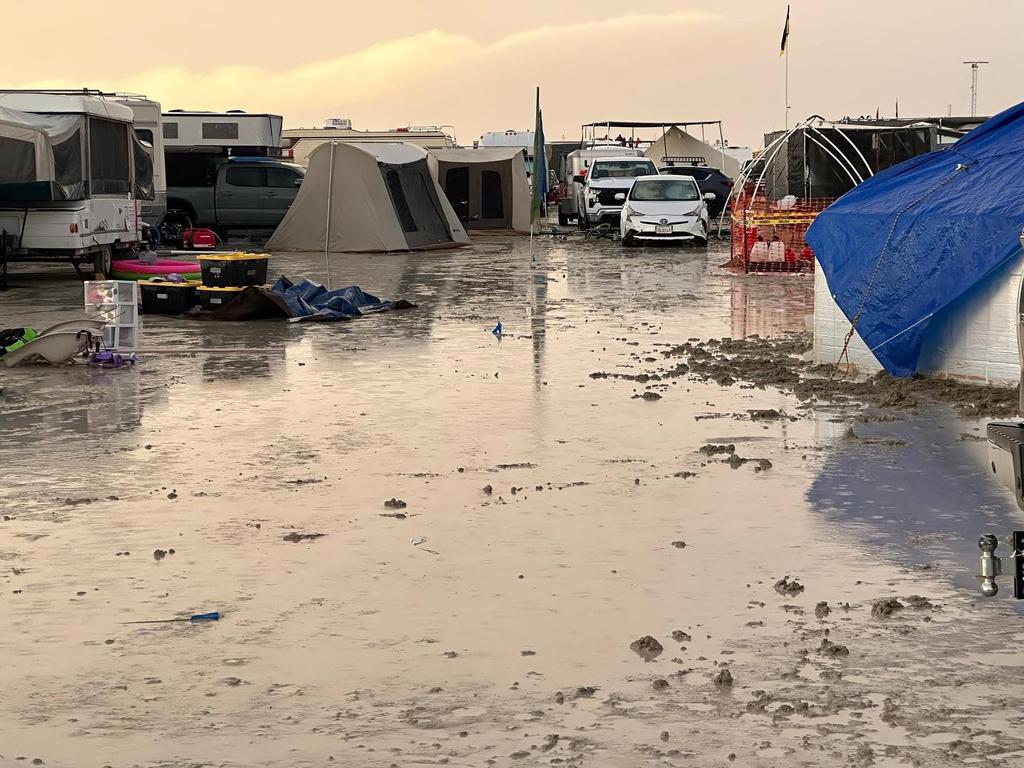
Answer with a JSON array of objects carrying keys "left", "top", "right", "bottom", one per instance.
[
  {"left": 0, "top": 92, "right": 148, "bottom": 278},
  {"left": 267, "top": 142, "right": 468, "bottom": 253}
]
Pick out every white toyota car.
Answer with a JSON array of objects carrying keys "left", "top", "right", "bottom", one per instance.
[{"left": 620, "top": 175, "right": 713, "bottom": 247}]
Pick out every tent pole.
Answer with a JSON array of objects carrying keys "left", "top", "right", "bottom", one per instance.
[{"left": 324, "top": 141, "right": 336, "bottom": 291}]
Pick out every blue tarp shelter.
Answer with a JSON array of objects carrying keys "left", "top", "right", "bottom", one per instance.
[{"left": 807, "top": 102, "right": 1024, "bottom": 377}]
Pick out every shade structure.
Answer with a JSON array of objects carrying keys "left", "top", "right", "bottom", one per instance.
[{"left": 266, "top": 142, "right": 469, "bottom": 254}]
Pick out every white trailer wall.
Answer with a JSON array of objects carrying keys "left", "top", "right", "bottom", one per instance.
[{"left": 813, "top": 255, "right": 1023, "bottom": 385}]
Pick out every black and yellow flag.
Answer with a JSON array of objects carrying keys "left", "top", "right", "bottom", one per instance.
[{"left": 780, "top": 5, "right": 790, "bottom": 56}]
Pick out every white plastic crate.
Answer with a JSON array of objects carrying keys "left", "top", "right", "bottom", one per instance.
[{"left": 84, "top": 280, "right": 140, "bottom": 352}]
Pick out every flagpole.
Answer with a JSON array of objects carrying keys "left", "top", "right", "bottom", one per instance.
[{"left": 785, "top": 45, "right": 789, "bottom": 130}]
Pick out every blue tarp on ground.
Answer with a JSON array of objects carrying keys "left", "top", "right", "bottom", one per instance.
[
  {"left": 806, "top": 102, "right": 1024, "bottom": 377},
  {"left": 270, "top": 277, "right": 394, "bottom": 322}
]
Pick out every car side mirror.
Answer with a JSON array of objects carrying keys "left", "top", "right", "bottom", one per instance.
[
  {"left": 703, "top": 192, "right": 716, "bottom": 200},
  {"left": 294, "top": 178, "right": 303, "bottom": 187},
  {"left": 614, "top": 192, "right": 626, "bottom": 202},
  {"left": 573, "top": 175, "right": 586, "bottom": 184}
]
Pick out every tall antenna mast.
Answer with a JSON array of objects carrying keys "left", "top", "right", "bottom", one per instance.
[{"left": 962, "top": 60, "right": 989, "bottom": 117}]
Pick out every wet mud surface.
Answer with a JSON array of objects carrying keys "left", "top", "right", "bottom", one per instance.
[{"left": 2, "top": 239, "right": 1024, "bottom": 766}]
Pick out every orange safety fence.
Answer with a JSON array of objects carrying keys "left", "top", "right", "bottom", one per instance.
[{"left": 727, "top": 194, "right": 835, "bottom": 274}]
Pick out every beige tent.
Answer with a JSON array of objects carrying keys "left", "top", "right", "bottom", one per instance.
[
  {"left": 266, "top": 142, "right": 469, "bottom": 253},
  {"left": 429, "top": 147, "right": 531, "bottom": 233},
  {"left": 645, "top": 127, "right": 741, "bottom": 179}
]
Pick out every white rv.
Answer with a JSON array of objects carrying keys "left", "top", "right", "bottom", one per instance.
[
  {"left": 0, "top": 92, "right": 147, "bottom": 276},
  {"left": 161, "top": 111, "right": 283, "bottom": 154},
  {"left": 111, "top": 95, "right": 167, "bottom": 229},
  {"left": 281, "top": 121, "right": 455, "bottom": 167}
]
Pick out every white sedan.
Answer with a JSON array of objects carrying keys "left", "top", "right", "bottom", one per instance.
[{"left": 620, "top": 175, "right": 713, "bottom": 247}]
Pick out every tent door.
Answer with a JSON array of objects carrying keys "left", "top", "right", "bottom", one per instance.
[
  {"left": 444, "top": 166, "right": 470, "bottom": 223},
  {"left": 470, "top": 167, "right": 510, "bottom": 229}
]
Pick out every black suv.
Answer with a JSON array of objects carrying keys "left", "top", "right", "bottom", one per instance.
[{"left": 658, "top": 166, "right": 733, "bottom": 217}]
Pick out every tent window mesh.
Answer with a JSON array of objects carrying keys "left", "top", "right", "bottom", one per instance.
[
  {"left": 89, "top": 118, "right": 130, "bottom": 194},
  {"left": 53, "top": 129, "right": 84, "bottom": 197},
  {"left": 0, "top": 137, "right": 36, "bottom": 183},
  {"left": 386, "top": 169, "right": 418, "bottom": 233}
]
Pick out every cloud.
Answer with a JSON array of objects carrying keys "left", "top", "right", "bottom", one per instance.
[{"left": 14, "top": 10, "right": 724, "bottom": 137}]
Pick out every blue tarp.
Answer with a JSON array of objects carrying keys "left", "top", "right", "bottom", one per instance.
[
  {"left": 806, "top": 102, "right": 1024, "bottom": 376},
  {"left": 270, "top": 277, "right": 395, "bottom": 322}
]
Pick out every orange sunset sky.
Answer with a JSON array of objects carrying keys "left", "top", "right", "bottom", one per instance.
[{"left": 8, "top": 0, "right": 1021, "bottom": 147}]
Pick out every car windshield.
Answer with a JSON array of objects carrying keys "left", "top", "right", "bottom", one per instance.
[
  {"left": 630, "top": 179, "right": 700, "bottom": 202},
  {"left": 590, "top": 160, "right": 657, "bottom": 179}
]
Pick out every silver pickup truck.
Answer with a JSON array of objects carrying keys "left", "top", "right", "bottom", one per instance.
[{"left": 163, "top": 156, "right": 304, "bottom": 244}]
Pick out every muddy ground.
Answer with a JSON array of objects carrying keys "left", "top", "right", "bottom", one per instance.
[{"left": 2, "top": 237, "right": 1024, "bottom": 767}]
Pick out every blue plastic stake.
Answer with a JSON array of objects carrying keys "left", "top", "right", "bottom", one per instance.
[{"left": 492, "top": 321, "right": 503, "bottom": 337}]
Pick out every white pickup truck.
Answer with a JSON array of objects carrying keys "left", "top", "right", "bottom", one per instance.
[{"left": 574, "top": 156, "right": 659, "bottom": 230}]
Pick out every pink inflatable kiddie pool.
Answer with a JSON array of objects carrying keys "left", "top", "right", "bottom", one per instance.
[{"left": 111, "top": 259, "right": 202, "bottom": 281}]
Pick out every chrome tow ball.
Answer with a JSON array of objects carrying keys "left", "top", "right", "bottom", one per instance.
[
  {"left": 979, "top": 535, "right": 1002, "bottom": 596},
  {"left": 978, "top": 532, "right": 1024, "bottom": 598}
]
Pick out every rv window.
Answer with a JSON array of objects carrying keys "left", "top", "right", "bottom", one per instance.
[
  {"left": 225, "top": 166, "right": 262, "bottom": 188},
  {"left": 203, "top": 122, "right": 240, "bottom": 140},
  {"left": 89, "top": 118, "right": 131, "bottom": 195},
  {"left": 0, "top": 137, "right": 36, "bottom": 183},
  {"left": 163, "top": 123, "right": 179, "bottom": 140},
  {"left": 385, "top": 169, "right": 418, "bottom": 233},
  {"left": 135, "top": 129, "right": 154, "bottom": 146},
  {"left": 266, "top": 167, "right": 302, "bottom": 188}
]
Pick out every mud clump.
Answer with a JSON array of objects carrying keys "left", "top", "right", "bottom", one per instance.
[
  {"left": 748, "top": 409, "right": 783, "bottom": 420},
  {"left": 671, "top": 630, "right": 692, "bottom": 643},
  {"left": 283, "top": 532, "right": 326, "bottom": 543},
  {"left": 384, "top": 498, "right": 407, "bottom": 509},
  {"left": 814, "top": 601, "right": 831, "bottom": 619},
  {"left": 699, "top": 444, "right": 735, "bottom": 456},
  {"left": 640, "top": 391, "right": 662, "bottom": 401},
  {"left": 482, "top": 485, "right": 493, "bottom": 495},
  {"left": 774, "top": 576, "right": 805, "bottom": 596},
  {"left": 904, "top": 595, "right": 935, "bottom": 609},
  {"left": 871, "top": 598, "right": 905, "bottom": 618},
  {"left": 663, "top": 334, "right": 1019, "bottom": 418},
  {"left": 819, "top": 638, "right": 850, "bottom": 657},
  {"left": 652, "top": 678, "right": 670, "bottom": 691},
  {"left": 713, "top": 668, "right": 733, "bottom": 688},
  {"left": 671, "top": 541, "right": 687, "bottom": 549},
  {"left": 630, "top": 635, "right": 664, "bottom": 661}
]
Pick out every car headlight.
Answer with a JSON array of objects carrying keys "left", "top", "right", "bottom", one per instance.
[{"left": 624, "top": 205, "right": 637, "bottom": 219}]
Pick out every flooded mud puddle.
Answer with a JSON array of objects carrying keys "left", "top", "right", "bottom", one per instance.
[{"left": 1, "top": 239, "right": 1023, "bottom": 766}]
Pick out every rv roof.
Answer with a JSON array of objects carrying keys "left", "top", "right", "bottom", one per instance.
[
  {"left": 0, "top": 93, "right": 134, "bottom": 122},
  {"left": 163, "top": 111, "right": 281, "bottom": 118}
]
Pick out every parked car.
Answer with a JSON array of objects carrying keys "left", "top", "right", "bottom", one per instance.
[
  {"left": 620, "top": 175, "right": 712, "bottom": 247},
  {"left": 574, "top": 156, "right": 659, "bottom": 229},
  {"left": 658, "top": 165, "right": 732, "bottom": 217},
  {"left": 163, "top": 156, "right": 304, "bottom": 244},
  {"left": 559, "top": 147, "right": 644, "bottom": 226}
]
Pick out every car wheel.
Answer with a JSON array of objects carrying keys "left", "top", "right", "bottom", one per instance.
[
  {"left": 694, "top": 237, "right": 708, "bottom": 248},
  {"left": 92, "top": 244, "right": 113, "bottom": 277}
]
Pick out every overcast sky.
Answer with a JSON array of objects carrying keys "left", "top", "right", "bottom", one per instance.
[{"left": 9, "top": 0, "right": 1022, "bottom": 147}]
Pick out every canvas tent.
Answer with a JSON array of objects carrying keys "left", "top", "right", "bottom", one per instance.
[
  {"left": 266, "top": 142, "right": 469, "bottom": 253},
  {"left": 645, "top": 126, "right": 741, "bottom": 179},
  {"left": 806, "top": 101, "right": 1024, "bottom": 378},
  {"left": 429, "top": 147, "right": 531, "bottom": 233},
  {"left": 0, "top": 105, "right": 87, "bottom": 201}
]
